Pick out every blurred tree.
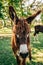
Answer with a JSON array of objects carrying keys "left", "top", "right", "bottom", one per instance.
[
  {"left": 0, "top": 0, "right": 9, "bottom": 27},
  {"left": 0, "top": 0, "right": 4, "bottom": 19},
  {"left": 0, "top": 0, "right": 43, "bottom": 28},
  {"left": 41, "top": 13, "right": 43, "bottom": 22}
]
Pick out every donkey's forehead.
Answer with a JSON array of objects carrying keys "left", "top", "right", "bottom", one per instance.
[
  {"left": 17, "top": 19, "right": 28, "bottom": 27},
  {"left": 13, "top": 19, "right": 30, "bottom": 33},
  {"left": 17, "top": 19, "right": 28, "bottom": 25},
  {"left": 15, "top": 21, "right": 29, "bottom": 32}
]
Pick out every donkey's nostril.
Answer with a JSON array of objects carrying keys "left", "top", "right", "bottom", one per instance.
[{"left": 20, "top": 52, "right": 28, "bottom": 58}]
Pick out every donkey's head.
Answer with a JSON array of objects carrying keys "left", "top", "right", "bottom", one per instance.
[{"left": 9, "top": 6, "right": 31, "bottom": 45}]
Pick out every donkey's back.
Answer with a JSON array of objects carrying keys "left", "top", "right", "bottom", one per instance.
[{"left": 34, "top": 25, "right": 43, "bottom": 36}]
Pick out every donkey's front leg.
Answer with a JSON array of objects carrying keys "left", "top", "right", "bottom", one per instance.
[
  {"left": 28, "top": 46, "right": 31, "bottom": 61},
  {"left": 12, "top": 47, "right": 21, "bottom": 65},
  {"left": 22, "top": 58, "right": 26, "bottom": 65},
  {"left": 16, "top": 55, "right": 21, "bottom": 65},
  {"left": 16, "top": 56, "right": 26, "bottom": 65}
]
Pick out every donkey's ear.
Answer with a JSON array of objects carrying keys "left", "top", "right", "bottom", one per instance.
[
  {"left": 26, "top": 10, "right": 41, "bottom": 24},
  {"left": 9, "top": 6, "right": 19, "bottom": 24}
]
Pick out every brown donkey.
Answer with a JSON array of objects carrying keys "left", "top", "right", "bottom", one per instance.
[{"left": 9, "top": 6, "right": 41, "bottom": 65}]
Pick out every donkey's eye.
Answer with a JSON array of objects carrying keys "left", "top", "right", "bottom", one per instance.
[
  {"left": 17, "top": 34, "right": 19, "bottom": 38},
  {"left": 27, "top": 33, "right": 29, "bottom": 37}
]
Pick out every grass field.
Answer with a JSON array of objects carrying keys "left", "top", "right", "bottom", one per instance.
[{"left": 0, "top": 33, "right": 43, "bottom": 65}]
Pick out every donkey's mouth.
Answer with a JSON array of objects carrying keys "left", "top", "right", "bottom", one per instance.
[{"left": 20, "top": 52, "right": 28, "bottom": 58}]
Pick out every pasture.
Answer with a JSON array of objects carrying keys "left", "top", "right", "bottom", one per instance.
[
  {"left": 0, "top": 33, "right": 43, "bottom": 65},
  {"left": 0, "top": 0, "right": 43, "bottom": 65}
]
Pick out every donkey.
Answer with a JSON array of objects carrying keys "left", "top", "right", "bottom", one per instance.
[
  {"left": 9, "top": 6, "right": 41, "bottom": 65},
  {"left": 34, "top": 25, "right": 43, "bottom": 36},
  {"left": 33, "top": 25, "right": 43, "bottom": 42},
  {"left": 34, "top": 25, "right": 43, "bottom": 41}
]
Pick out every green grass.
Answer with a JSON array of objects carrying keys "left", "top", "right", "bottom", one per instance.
[
  {"left": 0, "top": 37, "right": 17, "bottom": 65},
  {"left": 0, "top": 33, "right": 43, "bottom": 65}
]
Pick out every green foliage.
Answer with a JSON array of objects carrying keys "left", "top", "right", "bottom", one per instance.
[
  {"left": 0, "top": 0, "right": 42, "bottom": 27},
  {"left": 0, "top": 20, "right": 3, "bottom": 29},
  {"left": 0, "top": 1, "right": 3, "bottom": 19},
  {"left": 0, "top": 2, "right": 3, "bottom": 9},
  {"left": 41, "top": 13, "right": 43, "bottom": 22},
  {"left": 0, "top": 13, "right": 3, "bottom": 19}
]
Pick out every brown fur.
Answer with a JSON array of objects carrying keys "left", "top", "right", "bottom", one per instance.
[
  {"left": 9, "top": 6, "right": 41, "bottom": 65},
  {"left": 34, "top": 25, "right": 43, "bottom": 36}
]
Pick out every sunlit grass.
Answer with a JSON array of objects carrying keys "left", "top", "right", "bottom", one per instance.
[
  {"left": 0, "top": 32, "right": 43, "bottom": 65},
  {"left": 0, "top": 27, "right": 12, "bottom": 34}
]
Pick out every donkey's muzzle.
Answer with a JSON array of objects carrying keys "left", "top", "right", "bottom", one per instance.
[
  {"left": 19, "top": 44, "right": 28, "bottom": 58},
  {"left": 20, "top": 52, "right": 28, "bottom": 58}
]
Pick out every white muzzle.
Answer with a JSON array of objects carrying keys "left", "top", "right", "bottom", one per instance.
[{"left": 20, "top": 44, "right": 28, "bottom": 54}]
